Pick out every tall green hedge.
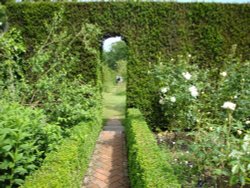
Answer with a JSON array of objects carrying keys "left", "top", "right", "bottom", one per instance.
[{"left": 6, "top": 2, "right": 250, "bottom": 128}]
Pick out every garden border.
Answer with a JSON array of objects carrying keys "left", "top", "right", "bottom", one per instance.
[{"left": 125, "top": 108, "right": 181, "bottom": 188}]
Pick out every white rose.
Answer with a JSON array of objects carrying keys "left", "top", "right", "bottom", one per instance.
[
  {"left": 182, "top": 72, "right": 192, "bottom": 80},
  {"left": 237, "top": 130, "right": 242, "bottom": 135},
  {"left": 159, "top": 99, "right": 165, "bottom": 105},
  {"left": 189, "top": 85, "right": 199, "bottom": 98},
  {"left": 245, "top": 120, "right": 250, "bottom": 125},
  {"left": 160, "top": 87, "right": 168, "bottom": 94},
  {"left": 221, "top": 101, "right": 236, "bottom": 111},
  {"left": 170, "top": 96, "right": 176, "bottom": 103},
  {"left": 220, "top": 71, "right": 227, "bottom": 77}
]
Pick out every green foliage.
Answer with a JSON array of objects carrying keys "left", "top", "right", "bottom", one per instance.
[
  {"left": 0, "top": 100, "right": 62, "bottom": 188},
  {"left": 4, "top": 3, "right": 250, "bottom": 186},
  {"left": 167, "top": 121, "right": 250, "bottom": 187},
  {"left": 125, "top": 108, "right": 181, "bottom": 188},
  {"left": 229, "top": 135, "right": 250, "bottom": 186},
  {"left": 42, "top": 80, "right": 100, "bottom": 128},
  {"left": 0, "top": 28, "right": 26, "bottom": 102},
  {"left": 116, "top": 60, "right": 127, "bottom": 81},
  {"left": 151, "top": 49, "right": 250, "bottom": 130},
  {"left": 6, "top": 2, "right": 250, "bottom": 128},
  {"left": 150, "top": 54, "right": 204, "bottom": 130},
  {"left": 103, "top": 40, "right": 128, "bottom": 70},
  {"left": 101, "top": 63, "right": 116, "bottom": 92},
  {"left": 0, "top": 9, "right": 101, "bottom": 128},
  {"left": 154, "top": 51, "right": 250, "bottom": 186},
  {"left": 0, "top": 4, "right": 7, "bottom": 32},
  {"left": 21, "top": 108, "right": 103, "bottom": 188},
  {"left": 7, "top": 2, "right": 101, "bottom": 83},
  {"left": 0, "top": 8, "right": 102, "bottom": 187}
]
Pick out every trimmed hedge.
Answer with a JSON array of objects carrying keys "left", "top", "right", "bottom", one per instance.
[
  {"left": 125, "top": 108, "right": 181, "bottom": 188},
  {"left": 6, "top": 2, "right": 250, "bottom": 128},
  {"left": 21, "top": 109, "right": 102, "bottom": 188}
]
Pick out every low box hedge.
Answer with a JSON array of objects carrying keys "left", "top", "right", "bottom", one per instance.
[
  {"left": 21, "top": 109, "right": 102, "bottom": 188},
  {"left": 125, "top": 108, "right": 181, "bottom": 188}
]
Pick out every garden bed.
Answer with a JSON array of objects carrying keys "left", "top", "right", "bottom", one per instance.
[
  {"left": 156, "top": 131, "right": 250, "bottom": 188},
  {"left": 151, "top": 53, "right": 250, "bottom": 188}
]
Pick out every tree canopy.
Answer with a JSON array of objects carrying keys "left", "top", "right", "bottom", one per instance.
[{"left": 103, "top": 40, "right": 128, "bottom": 70}]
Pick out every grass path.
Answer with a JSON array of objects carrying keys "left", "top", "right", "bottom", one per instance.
[{"left": 102, "top": 82, "right": 126, "bottom": 120}]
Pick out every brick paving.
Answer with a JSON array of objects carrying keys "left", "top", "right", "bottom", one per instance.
[{"left": 82, "top": 119, "right": 130, "bottom": 188}]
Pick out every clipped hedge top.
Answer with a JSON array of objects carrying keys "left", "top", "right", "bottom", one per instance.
[
  {"left": 7, "top": 2, "right": 250, "bottom": 60},
  {"left": 126, "top": 108, "right": 181, "bottom": 188},
  {"left": 21, "top": 109, "right": 103, "bottom": 188}
]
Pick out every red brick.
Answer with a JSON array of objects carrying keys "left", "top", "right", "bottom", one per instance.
[{"left": 82, "top": 120, "right": 130, "bottom": 188}]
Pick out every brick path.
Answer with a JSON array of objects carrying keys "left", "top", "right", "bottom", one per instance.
[{"left": 82, "top": 119, "right": 130, "bottom": 188}]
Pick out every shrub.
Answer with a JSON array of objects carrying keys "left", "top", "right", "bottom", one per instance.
[
  {"left": 21, "top": 108, "right": 102, "bottom": 188},
  {"left": 150, "top": 54, "right": 204, "bottom": 131},
  {"left": 39, "top": 79, "right": 100, "bottom": 128},
  {"left": 152, "top": 51, "right": 250, "bottom": 131},
  {"left": 154, "top": 50, "right": 250, "bottom": 186},
  {"left": 0, "top": 8, "right": 102, "bottom": 187},
  {"left": 125, "top": 108, "right": 180, "bottom": 188},
  {"left": 0, "top": 101, "right": 62, "bottom": 188},
  {"left": 0, "top": 9, "right": 101, "bottom": 128}
]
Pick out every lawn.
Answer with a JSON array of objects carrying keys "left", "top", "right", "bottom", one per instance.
[{"left": 102, "top": 80, "right": 126, "bottom": 120}]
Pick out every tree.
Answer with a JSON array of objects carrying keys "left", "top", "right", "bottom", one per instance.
[{"left": 103, "top": 40, "right": 128, "bottom": 69}]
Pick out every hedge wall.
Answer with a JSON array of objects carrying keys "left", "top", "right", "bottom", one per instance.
[
  {"left": 6, "top": 2, "right": 250, "bottom": 128},
  {"left": 126, "top": 108, "right": 181, "bottom": 188}
]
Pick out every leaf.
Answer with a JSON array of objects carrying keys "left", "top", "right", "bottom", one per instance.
[
  {"left": 0, "top": 160, "right": 11, "bottom": 170},
  {"left": 214, "top": 168, "right": 229, "bottom": 176},
  {"left": 232, "top": 164, "right": 239, "bottom": 174},
  {"left": 14, "top": 167, "right": 28, "bottom": 175},
  {"left": 7, "top": 152, "right": 14, "bottom": 160},
  {"left": 0, "top": 128, "right": 13, "bottom": 137},
  {"left": 27, "top": 164, "right": 37, "bottom": 170},
  {"left": 240, "top": 165, "right": 246, "bottom": 173},
  {"left": 13, "top": 178, "right": 24, "bottom": 185},
  {"left": 214, "top": 168, "right": 223, "bottom": 175},
  {"left": 2, "top": 145, "right": 12, "bottom": 152},
  {"left": 26, "top": 155, "right": 36, "bottom": 163}
]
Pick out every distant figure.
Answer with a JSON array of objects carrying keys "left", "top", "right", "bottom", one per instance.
[{"left": 116, "top": 75, "right": 123, "bottom": 84}]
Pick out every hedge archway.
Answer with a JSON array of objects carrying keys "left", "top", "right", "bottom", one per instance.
[{"left": 6, "top": 2, "right": 250, "bottom": 126}]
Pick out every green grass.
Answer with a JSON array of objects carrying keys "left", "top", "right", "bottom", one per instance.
[
  {"left": 102, "top": 82, "right": 126, "bottom": 119},
  {"left": 101, "top": 62, "right": 126, "bottom": 119}
]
